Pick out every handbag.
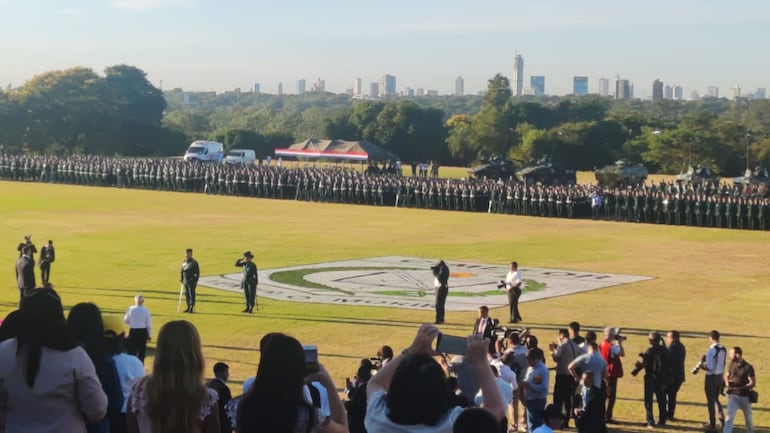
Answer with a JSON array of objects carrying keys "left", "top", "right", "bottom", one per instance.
[{"left": 748, "top": 390, "right": 758, "bottom": 404}]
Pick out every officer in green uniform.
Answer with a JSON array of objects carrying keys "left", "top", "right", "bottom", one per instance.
[
  {"left": 180, "top": 248, "right": 200, "bottom": 313},
  {"left": 235, "top": 251, "right": 258, "bottom": 314}
]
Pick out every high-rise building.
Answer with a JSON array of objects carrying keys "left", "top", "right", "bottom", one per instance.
[
  {"left": 664, "top": 85, "right": 673, "bottom": 100},
  {"left": 755, "top": 88, "right": 767, "bottom": 99},
  {"left": 311, "top": 78, "right": 325, "bottom": 93},
  {"left": 369, "top": 82, "right": 380, "bottom": 98},
  {"left": 353, "top": 78, "right": 362, "bottom": 96},
  {"left": 616, "top": 79, "right": 631, "bottom": 100},
  {"left": 402, "top": 87, "right": 415, "bottom": 97},
  {"left": 297, "top": 79, "right": 306, "bottom": 95},
  {"left": 674, "top": 85, "right": 683, "bottom": 100},
  {"left": 455, "top": 76, "right": 464, "bottom": 96},
  {"left": 731, "top": 85, "right": 741, "bottom": 99},
  {"left": 707, "top": 86, "right": 719, "bottom": 98},
  {"left": 691, "top": 90, "right": 701, "bottom": 100},
  {"left": 512, "top": 54, "right": 524, "bottom": 96},
  {"left": 598, "top": 77, "right": 610, "bottom": 97},
  {"left": 573, "top": 76, "right": 589, "bottom": 95},
  {"left": 277, "top": 82, "right": 284, "bottom": 96},
  {"left": 380, "top": 74, "right": 396, "bottom": 97},
  {"left": 530, "top": 76, "right": 545, "bottom": 96},
  {"left": 253, "top": 83, "right": 260, "bottom": 94},
  {"left": 652, "top": 79, "right": 664, "bottom": 102},
  {"left": 629, "top": 83, "right": 634, "bottom": 99},
  {"left": 426, "top": 89, "right": 439, "bottom": 97},
  {"left": 416, "top": 88, "right": 425, "bottom": 97}
]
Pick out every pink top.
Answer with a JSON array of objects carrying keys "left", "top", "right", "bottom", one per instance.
[
  {"left": 0, "top": 338, "right": 108, "bottom": 433},
  {"left": 128, "top": 378, "right": 219, "bottom": 433}
]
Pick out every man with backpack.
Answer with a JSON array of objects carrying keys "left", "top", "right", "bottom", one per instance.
[
  {"left": 634, "top": 331, "right": 671, "bottom": 428},
  {"left": 698, "top": 330, "right": 727, "bottom": 432}
]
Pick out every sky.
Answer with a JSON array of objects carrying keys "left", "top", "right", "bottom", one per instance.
[{"left": 1, "top": 0, "right": 769, "bottom": 97}]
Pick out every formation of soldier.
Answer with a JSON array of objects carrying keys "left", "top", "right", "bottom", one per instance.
[{"left": 0, "top": 154, "right": 767, "bottom": 231}]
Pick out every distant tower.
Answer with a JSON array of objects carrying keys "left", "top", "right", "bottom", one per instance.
[
  {"left": 673, "top": 85, "right": 683, "bottom": 100},
  {"left": 664, "top": 85, "right": 673, "bottom": 100},
  {"left": 455, "top": 76, "right": 465, "bottom": 96},
  {"left": 369, "top": 82, "right": 380, "bottom": 98},
  {"left": 615, "top": 78, "right": 630, "bottom": 100},
  {"left": 598, "top": 77, "right": 610, "bottom": 97},
  {"left": 380, "top": 74, "right": 396, "bottom": 96},
  {"left": 253, "top": 83, "right": 260, "bottom": 94},
  {"left": 277, "top": 82, "right": 284, "bottom": 96},
  {"left": 573, "top": 76, "right": 589, "bottom": 95},
  {"left": 297, "top": 79, "right": 306, "bottom": 95},
  {"left": 353, "top": 78, "right": 362, "bottom": 96},
  {"left": 707, "top": 86, "right": 719, "bottom": 98},
  {"left": 530, "top": 76, "right": 545, "bottom": 96},
  {"left": 512, "top": 54, "right": 524, "bottom": 96},
  {"left": 731, "top": 85, "right": 741, "bottom": 99},
  {"left": 652, "top": 79, "right": 664, "bottom": 102}
]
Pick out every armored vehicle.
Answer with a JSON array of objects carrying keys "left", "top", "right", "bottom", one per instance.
[
  {"left": 594, "top": 160, "right": 649, "bottom": 187},
  {"left": 468, "top": 157, "right": 519, "bottom": 180},
  {"left": 676, "top": 165, "right": 720, "bottom": 184},
  {"left": 515, "top": 159, "right": 577, "bottom": 186}
]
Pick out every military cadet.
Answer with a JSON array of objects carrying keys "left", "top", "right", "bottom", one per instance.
[
  {"left": 235, "top": 251, "right": 259, "bottom": 314},
  {"left": 180, "top": 248, "right": 200, "bottom": 313}
]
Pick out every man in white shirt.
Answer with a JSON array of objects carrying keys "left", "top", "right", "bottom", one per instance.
[
  {"left": 699, "top": 330, "right": 727, "bottom": 431},
  {"left": 504, "top": 262, "right": 523, "bottom": 323},
  {"left": 124, "top": 294, "right": 152, "bottom": 363}
]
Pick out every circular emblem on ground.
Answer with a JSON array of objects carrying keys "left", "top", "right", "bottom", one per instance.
[{"left": 197, "top": 256, "right": 654, "bottom": 311}]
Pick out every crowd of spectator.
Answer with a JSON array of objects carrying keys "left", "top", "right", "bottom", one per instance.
[{"left": 2, "top": 154, "right": 769, "bottom": 230}]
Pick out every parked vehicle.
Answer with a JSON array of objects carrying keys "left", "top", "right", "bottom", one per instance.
[
  {"left": 183, "top": 141, "right": 224, "bottom": 163},
  {"left": 224, "top": 149, "right": 257, "bottom": 165}
]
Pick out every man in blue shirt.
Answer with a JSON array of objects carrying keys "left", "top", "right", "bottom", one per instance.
[{"left": 521, "top": 348, "right": 549, "bottom": 432}]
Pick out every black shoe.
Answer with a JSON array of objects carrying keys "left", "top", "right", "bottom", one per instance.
[
  {"left": 606, "top": 418, "right": 616, "bottom": 424},
  {"left": 247, "top": 307, "right": 253, "bottom": 314},
  {"left": 242, "top": 308, "right": 250, "bottom": 313},
  {"left": 188, "top": 306, "right": 194, "bottom": 313},
  {"left": 656, "top": 421, "right": 666, "bottom": 427},
  {"left": 184, "top": 306, "right": 191, "bottom": 313}
]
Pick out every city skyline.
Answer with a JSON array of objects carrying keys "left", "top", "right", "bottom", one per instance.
[{"left": 1, "top": 1, "right": 769, "bottom": 96}]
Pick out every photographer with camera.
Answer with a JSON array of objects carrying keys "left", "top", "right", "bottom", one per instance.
[
  {"left": 699, "top": 330, "right": 727, "bottom": 431},
  {"left": 723, "top": 347, "right": 756, "bottom": 433},
  {"left": 568, "top": 342, "right": 607, "bottom": 432},
  {"left": 500, "top": 262, "right": 523, "bottom": 323},
  {"left": 632, "top": 331, "right": 671, "bottom": 428},
  {"left": 550, "top": 329, "right": 580, "bottom": 428},
  {"left": 431, "top": 260, "right": 450, "bottom": 325},
  {"left": 599, "top": 327, "right": 625, "bottom": 424}
]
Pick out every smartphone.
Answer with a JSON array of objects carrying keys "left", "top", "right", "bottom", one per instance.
[
  {"left": 436, "top": 334, "right": 467, "bottom": 356},
  {"left": 303, "top": 345, "right": 319, "bottom": 375}
]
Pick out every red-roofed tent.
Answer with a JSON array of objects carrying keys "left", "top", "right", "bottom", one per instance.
[{"left": 274, "top": 139, "right": 398, "bottom": 162}]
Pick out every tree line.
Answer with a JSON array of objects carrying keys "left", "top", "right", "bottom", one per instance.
[{"left": 2, "top": 66, "right": 769, "bottom": 175}]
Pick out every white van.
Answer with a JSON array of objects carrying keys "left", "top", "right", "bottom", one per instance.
[
  {"left": 184, "top": 140, "right": 224, "bottom": 163},
  {"left": 224, "top": 149, "right": 257, "bottom": 165}
]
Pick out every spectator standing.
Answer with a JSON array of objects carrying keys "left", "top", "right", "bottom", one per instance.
[
  {"left": 15, "top": 245, "right": 36, "bottom": 306},
  {"left": 103, "top": 314, "right": 145, "bottom": 433},
  {"left": 521, "top": 348, "right": 549, "bottom": 432},
  {"left": 599, "top": 327, "right": 625, "bottom": 423},
  {"left": 0, "top": 287, "right": 108, "bottom": 433},
  {"left": 504, "top": 262, "right": 523, "bottom": 323},
  {"left": 127, "top": 320, "right": 220, "bottom": 433},
  {"left": 39, "top": 239, "right": 55, "bottom": 284},
  {"left": 124, "top": 294, "right": 152, "bottom": 364},
  {"left": 723, "top": 347, "right": 755, "bottom": 433},
  {"left": 665, "top": 330, "right": 686, "bottom": 421},
  {"left": 206, "top": 362, "right": 233, "bottom": 433},
  {"left": 550, "top": 328, "right": 580, "bottom": 428},
  {"left": 635, "top": 332, "right": 670, "bottom": 428},
  {"left": 699, "top": 330, "right": 727, "bottom": 431}
]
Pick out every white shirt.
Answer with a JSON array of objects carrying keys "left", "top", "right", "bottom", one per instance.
[
  {"left": 490, "top": 358, "right": 518, "bottom": 389},
  {"left": 474, "top": 376, "right": 514, "bottom": 407},
  {"left": 364, "top": 389, "right": 464, "bottom": 433},
  {"left": 506, "top": 270, "right": 522, "bottom": 290},
  {"left": 706, "top": 343, "right": 726, "bottom": 375},
  {"left": 112, "top": 353, "right": 146, "bottom": 413},
  {"left": 124, "top": 305, "right": 152, "bottom": 335}
]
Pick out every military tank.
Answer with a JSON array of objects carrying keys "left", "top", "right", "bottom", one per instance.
[
  {"left": 468, "top": 157, "right": 519, "bottom": 180},
  {"left": 676, "top": 165, "right": 720, "bottom": 185},
  {"left": 594, "top": 160, "right": 649, "bottom": 187},
  {"left": 515, "top": 159, "right": 577, "bottom": 186}
]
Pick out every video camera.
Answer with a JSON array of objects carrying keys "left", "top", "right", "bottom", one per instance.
[
  {"left": 611, "top": 327, "right": 627, "bottom": 342},
  {"left": 631, "top": 353, "right": 645, "bottom": 377}
]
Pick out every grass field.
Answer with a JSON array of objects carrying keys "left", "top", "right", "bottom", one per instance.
[{"left": 1, "top": 181, "right": 767, "bottom": 432}]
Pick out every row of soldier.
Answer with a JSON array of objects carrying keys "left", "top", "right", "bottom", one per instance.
[{"left": 0, "top": 154, "right": 768, "bottom": 231}]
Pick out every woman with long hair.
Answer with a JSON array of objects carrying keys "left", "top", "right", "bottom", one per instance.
[
  {"left": 67, "top": 302, "right": 124, "bottom": 433},
  {"left": 0, "top": 287, "right": 107, "bottom": 432},
  {"left": 230, "top": 333, "right": 347, "bottom": 433},
  {"left": 127, "top": 320, "right": 218, "bottom": 433}
]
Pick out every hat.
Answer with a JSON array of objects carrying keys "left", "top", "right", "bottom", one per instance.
[
  {"left": 103, "top": 314, "right": 125, "bottom": 337},
  {"left": 244, "top": 251, "right": 254, "bottom": 258},
  {"left": 543, "top": 404, "right": 564, "bottom": 420}
]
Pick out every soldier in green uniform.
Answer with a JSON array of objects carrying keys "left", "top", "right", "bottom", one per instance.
[
  {"left": 235, "top": 251, "right": 258, "bottom": 314},
  {"left": 180, "top": 248, "right": 200, "bottom": 313}
]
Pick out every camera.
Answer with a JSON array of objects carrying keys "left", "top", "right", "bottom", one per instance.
[
  {"left": 691, "top": 356, "right": 707, "bottom": 375},
  {"left": 497, "top": 280, "right": 506, "bottom": 289}
]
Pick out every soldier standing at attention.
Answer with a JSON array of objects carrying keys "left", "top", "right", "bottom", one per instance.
[
  {"left": 235, "top": 251, "right": 258, "bottom": 313},
  {"left": 180, "top": 248, "right": 200, "bottom": 313},
  {"left": 39, "top": 240, "right": 55, "bottom": 284}
]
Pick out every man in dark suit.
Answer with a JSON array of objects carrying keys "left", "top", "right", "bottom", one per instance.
[
  {"left": 431, "top": 259, "right": 450, "bottom": 324},
  {"left": 473, "top": 306, "right": 497, "bottom": 353},
  {"left": 206, "top": 362, "right": 232, "bottom": 433},
  {"left": 16, "top": 235, "right": 37, "bottom": 261},
  {"left": 15, "top": 245, "right": 36, "bottom": 306},
  {"left": 39, "top": 240, "right": 55, "bottom": 284}
]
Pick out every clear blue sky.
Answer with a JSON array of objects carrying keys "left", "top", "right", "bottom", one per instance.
[{"left": 1, "top": 0, "right": 768, "bottom": 97}]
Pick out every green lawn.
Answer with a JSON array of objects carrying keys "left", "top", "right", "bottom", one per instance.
[{"left": 1, "top": 181, "right": 767, "bottom": 432}]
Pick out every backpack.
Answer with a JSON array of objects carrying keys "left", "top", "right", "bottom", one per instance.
[{"left": 651, "top": 346, "right": 672, "bottom": 385}]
